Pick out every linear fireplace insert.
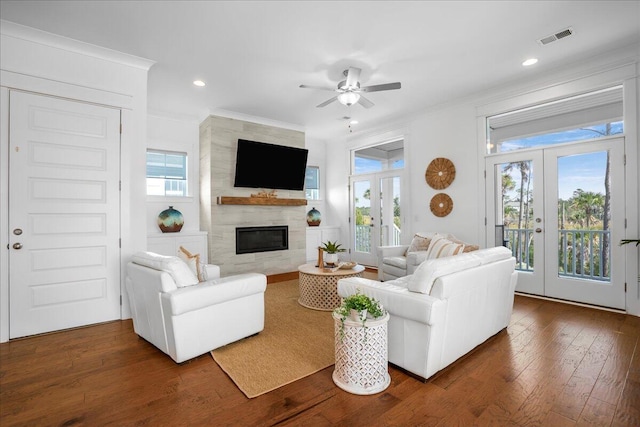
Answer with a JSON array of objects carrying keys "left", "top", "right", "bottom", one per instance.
[{"left": 236, "top": 225, "right": 288, "bottom": 254}]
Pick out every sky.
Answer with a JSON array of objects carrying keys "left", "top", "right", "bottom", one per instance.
[{"left": 498, "top": 122, "right": 621, "bottom": 200}]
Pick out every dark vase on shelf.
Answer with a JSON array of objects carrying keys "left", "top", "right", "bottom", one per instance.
[
  {"left": 158, "top": 206, "right": 184, "bottom": 233},
  {"left": 306, "top": 207, "right": 321, "bottom": 227}
]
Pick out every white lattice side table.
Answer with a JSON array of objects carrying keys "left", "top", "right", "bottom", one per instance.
[{"left": 332, "top": 312, "right": 390, "bottom": 395}]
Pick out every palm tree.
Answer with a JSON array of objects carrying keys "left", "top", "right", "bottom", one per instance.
[
  {"left": 503, "top": 161, "right": 532, "bottom": 262},
  {"left": 570, "top": 189, "right": 604, "bottom": 229},
  {"left": 569, "top": 189, "right": 605, "bottom": 275}
]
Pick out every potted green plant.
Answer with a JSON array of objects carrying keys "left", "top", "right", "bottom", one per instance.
[
  {"left": 321, "top": 240, "right": 346, "bottom": 266},
  {"left": 334, "top": 290, "right": 385, "bottom": 342}
]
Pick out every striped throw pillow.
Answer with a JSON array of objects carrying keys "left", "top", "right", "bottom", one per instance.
[{"left": 425, "top": 236, "right": 465, "bottom": 259}]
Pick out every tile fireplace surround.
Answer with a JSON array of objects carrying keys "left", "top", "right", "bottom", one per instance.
[{"left": 199, "top": 115, "right": 307, "bottom": 276}]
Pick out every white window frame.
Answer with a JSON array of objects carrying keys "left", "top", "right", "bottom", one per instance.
[
  {"left": 146, "top": 149, "right": 188, "bottom": 197},
  {"left": 305, "top": 165, "right": 320, "bottom": 200}
]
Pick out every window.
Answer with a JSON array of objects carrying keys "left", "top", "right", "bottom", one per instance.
[
  {"left": 352, "top": 140, "right": 404, "bottom": 175},
  {"left": 487, "top": 86, "right": 623, "bottom": 154},
  {"left": 146, "top": 150, "right": 188, "bottom": 196},
  {"left": 305, "top": 166, "right": 320, "bottom": 200}
]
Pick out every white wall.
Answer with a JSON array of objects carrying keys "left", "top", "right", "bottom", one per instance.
[
  {"left": 405, "top": 103, "right": 482, "bottom": 244},
  {"left": 146, "top": 114, "right": 201, "bottom": 234}
]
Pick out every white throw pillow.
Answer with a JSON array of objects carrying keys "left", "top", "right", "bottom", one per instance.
[
  {"left": 132, "top": 251, "right": 199, "bottom": 288},
  {"left": 426, "top": 236, "right": 465, "bottom": 259},
  {"left": 408, "top": 253, "right": 482, "bottom": 294},
  {"left": 177, "top": 246, "right": 204, "bottom": 282}
]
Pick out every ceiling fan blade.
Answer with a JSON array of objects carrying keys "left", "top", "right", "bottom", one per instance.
[
  {"left": 360, "top": 82, "right": 402, "bottom": 93},
  {"left": 316, "top": 97, "right": 338, "bottom": 108},
  {"left": 299, "top": 84, "right": 337, "bottom": 92},
  {"left": 345, "top": 67, "right": 362, "bottom": 89},
  {"left": 358, "top": 95, "right": 375, "bottom": 109}
]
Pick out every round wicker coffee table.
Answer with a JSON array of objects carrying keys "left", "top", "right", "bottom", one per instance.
[{"left": 297, "top": 263, "right": 365, "bottom": 311}]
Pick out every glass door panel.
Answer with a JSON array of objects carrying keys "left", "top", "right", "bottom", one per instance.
[
  {"left": 544, "top": 139, "right": 625, "bottom": 309},
  {"left": 379, "top": 176, "right": 401, "bottom": 247},
  {"left": 350, "top": 171, "right": 403, "bottom": 266},
  {"left": 486, "top": 152, "right": 544, "bottom": 295},
  {"left": 351, "top": 178, "right": 374, "bottom": 265}
]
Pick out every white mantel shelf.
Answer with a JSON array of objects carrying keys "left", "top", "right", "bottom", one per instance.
[{"left": 216, "top": 196, "right": 307, "bottom": 206}]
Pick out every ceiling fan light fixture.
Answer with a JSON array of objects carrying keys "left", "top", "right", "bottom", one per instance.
[{"left": 338, "top": 92, "right": 360, "bottom": 106}]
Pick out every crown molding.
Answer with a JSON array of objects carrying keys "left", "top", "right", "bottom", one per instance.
[
  {"left": 206, "top": 108, "right": 305, "bottom": 133},
  {"left": 0, "top": 19, "right": 155, "bottom": 71}
]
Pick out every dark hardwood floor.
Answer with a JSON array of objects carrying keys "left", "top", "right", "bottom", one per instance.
[{"left": 1, "top": 291, "right": 639, "bottom": 426}]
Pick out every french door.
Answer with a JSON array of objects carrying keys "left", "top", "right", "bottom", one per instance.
[
  {"left": 350, "top": 171, "right": 402, "bottom": 266},
  {"left": 486, "top": 138, "right": 626, "bottom": 309}
]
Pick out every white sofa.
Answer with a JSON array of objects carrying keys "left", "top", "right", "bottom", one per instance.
[
  {"left": 339, "top": 246, "right": 517, "bottom": 380},
  {"left": 378, "top": 232, "right": 477, "bottom": 281},
  {"left": 126, "top": 252, "right": 267, "bottom": 363}
]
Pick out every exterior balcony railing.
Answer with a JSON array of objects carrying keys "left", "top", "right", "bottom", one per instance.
[
  {"left": 354, "top": 224, "right": 401, "bottom": 253},
  {"left": 505, "top": 228, "right": 611, "bottom": 282}
]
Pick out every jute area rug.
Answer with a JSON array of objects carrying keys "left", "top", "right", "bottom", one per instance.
[{"left": 211, "top": 279, "right": 335, "bottom": 398}]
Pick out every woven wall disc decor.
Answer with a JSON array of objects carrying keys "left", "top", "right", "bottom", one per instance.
[
  {"left": 425, "top": 157, "right": 456, "bottom": 189},
  {"left": 430, "top": 193, "right": 453, "bottom": 217}
]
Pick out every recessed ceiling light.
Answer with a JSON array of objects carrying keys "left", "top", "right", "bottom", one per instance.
[
  {"left": 350, "top": 120, "right": 358, "bottom": 125},
  {"left": 193, "top": 80, "right": 206, "bottom": 87},
  {"left": 522, "top": 58, "right": 538, "bottom": 67}
]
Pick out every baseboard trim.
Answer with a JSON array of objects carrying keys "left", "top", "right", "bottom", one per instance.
[
  {"left": 267, "top": 271, "right": 298, "bottom": 284},
  {"left": 515, "top": 292, "right": 626, "bottom": 314}
]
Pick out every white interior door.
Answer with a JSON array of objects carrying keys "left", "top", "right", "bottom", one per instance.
[
  {"left": 486, "top": 138, "right": 626, "bottom": 309},
  {"left": 9, "top": 91, "right": 121, "bottom": 338}
]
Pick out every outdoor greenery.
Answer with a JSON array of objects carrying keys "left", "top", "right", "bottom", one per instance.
[
  {"left": 501, "top": 159, "right": 612, "bottom": 278},
  {"left": 354, "top": 188, "right": 401, "bottom": 228}
]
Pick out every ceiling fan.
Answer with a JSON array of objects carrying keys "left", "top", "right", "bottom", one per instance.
[{"left": 300, "top": 67, "right": 401, "bottom": 108}]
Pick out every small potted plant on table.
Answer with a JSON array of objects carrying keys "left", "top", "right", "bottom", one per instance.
[
  {"left": 334, "top": 290, "right": 385, "bottom": 341},
  {"left": 321, "top": 240, "right": 346, "bottom": 266}
]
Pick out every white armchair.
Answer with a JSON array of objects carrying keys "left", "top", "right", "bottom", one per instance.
[
  {"left": 125, "top": 252, "right": 266, "bottom": 363},
  {"left": 378, "top": 232, "right": 473, "bottom": 281},
  {"left": 377, "top": 244, "right": 410, "bottom": 281}
]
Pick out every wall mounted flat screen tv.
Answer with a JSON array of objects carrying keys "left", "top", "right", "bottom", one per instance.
[{"left": 234, "top": 139, "right": 309, "bottom": 191}]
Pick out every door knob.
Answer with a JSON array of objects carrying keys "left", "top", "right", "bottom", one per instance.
[
  {"left": 535, "top": 228, "right": 542, "bottom": 233},
  {"left": 12, "top": 243, "right": 23, "bottom": 250}
]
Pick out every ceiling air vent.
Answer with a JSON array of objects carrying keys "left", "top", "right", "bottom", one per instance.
[{"left": 537, "top": 27, "right": 574, "bottom": 45}]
